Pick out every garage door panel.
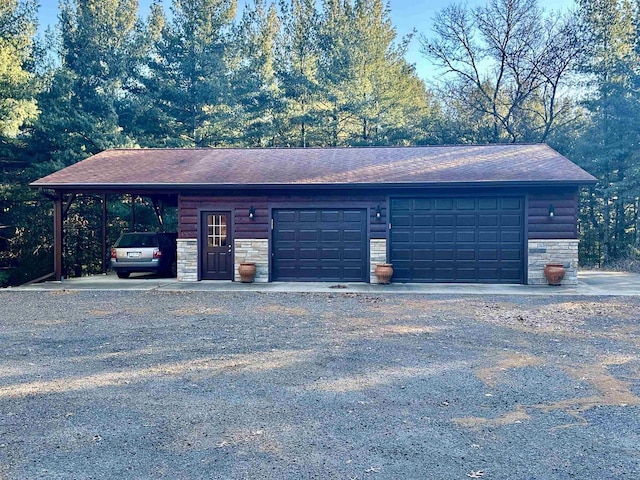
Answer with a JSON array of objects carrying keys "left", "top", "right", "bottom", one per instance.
[
  {"left": 299, "top": 267, "right": 319, "bottom": 278},
  {"left": 343, "top": 230, "right": 364, "bottom": 242},
  {"left": 456, "top": 231, "right": 476, "bottom": 242},
  {"left": 277, "top": 266, "right": 297, "bottom": 276},
  {"left": 298, "top": 211, "right": 319, "bottom": 222},
  {"left": 435, "top": 215, "right": 454, "bottom": 226},
  {"left": 456, "top": 198, "right": 475, "bottom": 210},
  {"left": 434, "top": 268, "right": 455, "bottom": 281},
  {"left": 321, "top": 230, "right": 340, "bottom": 242},
  {"left": 343, "top": 210, "right": 365, "bottom": 222},
  {"left": 273, "top": 208, "right": 367, "bottom": 282},
  {"left": 479, "top": 215, "right": 499, "bottom": 226},
  {"left": 343, "top": 248, "right": 364, "bottom": 260},
  {"left": 393, "top": 248, "right": 413, "bottom": 261},
  {"left": 478, "top": 231, "right": 499, "bottom": 242},
  {"left": 435, "top": 199, "right": 454, "bottom": 210},
  {"left": 456, "top": 249, "right": 476, "bottom": 261},
  {"left": 479, "top": 198, "right": 498, "bottom": 210},
  {"left": 413, "top": 199, "right": 433, "bottom": 210},
  {"left": 501, "top": 268, "right": 523, "bottom": 280},
  {"left": 321, "top": 211, "right": 340, "bottom": 222},
  {"left": 413, "top": 231, "right": 434, "bottom": 243},
  {"left": 456, "top": 269, "right": 477, "bottom": 280},
  {"left": 456, "top": 215, "right": 476, "bottom": 226},
  {"left": 343, "top": 267, "right": 366, "bottom": 280},
  {"left": 275, "top": 248, "right": 296, "bottom": 260},
  {"left": 501, "top": 214, "right": 522, "bottom": 227},
  {"left": 392, "top": 214, "right": 412, "bottom": 227},
  {"left": 278, "top": 229, "right": 297, "bottom": 241},
  {"left": 278, "top": 211, "right": 297, "bottom": 222},
  {"left": 413, "top": 215, "right": 433, "bottom": 227},
  {"left": 434, "top": 249, "right": 454, "bottom": 261},
  {"left": 435, "top": 231, "right": 454, "bottom": 242},
  {"left": 392, "top": 199, "right": 412, "bottom": 211},
  {"left": 321, "top": 248, "right": 340, "bottom": 260},
  {"left": 478, "top": 249, "right": 499, "bottom": 260},
  {"left": 502, "top": 249, "right": 522, "bottom": 261},
  {"left": 390, "top": 196, "right": 524, "bottom": 283},
  {"left": 413, "top": 249, "right": 433, "bottom": 260},
  {"left": 391, "top": 231, "right": 411, "bottom": 243},
  {"left": 393, "top": 260, "right": 413, "bottom": 270},
  {"left": 320, "top": 266, "right": 340, "bottom": 277},
  {"left": 478, "top": 268, "right": 499, "bottom": 281},
  {"left": 502, "top": 198, "right": 522, "bottom": 209},
  {"left": 501, "top": 231, "right": 522, "bottom": 242},
  {"left": 299, "top": 248, "right": 319, "bottom": 259},
  {"left": 299, "top": 230, "right": 319, "bottom": 242}
]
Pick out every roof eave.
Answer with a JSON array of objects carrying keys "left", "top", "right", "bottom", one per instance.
[{"left": 30, "top": 179, "right": 598, "bottom": 192}]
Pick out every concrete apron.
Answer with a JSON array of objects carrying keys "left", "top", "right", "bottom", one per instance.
[{"left": 8, "top": 270, "right": 640, "bottom": 296}]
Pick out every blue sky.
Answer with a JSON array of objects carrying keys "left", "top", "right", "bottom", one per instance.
[{"left": 37, "top": 0, "right": 575, "bottom": 81}]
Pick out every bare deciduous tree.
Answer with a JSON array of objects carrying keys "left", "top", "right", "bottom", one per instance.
[{"left": 421, "top": 0, "right": 582, "bottom": 143}]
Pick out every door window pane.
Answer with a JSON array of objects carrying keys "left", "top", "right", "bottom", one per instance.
[{"left": 207, "top": 214, "right": 227, "bottom": 247}]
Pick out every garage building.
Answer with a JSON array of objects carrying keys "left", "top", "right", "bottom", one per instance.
[{"left": 31, "top": 144, "right": 596, "bottom": 284}]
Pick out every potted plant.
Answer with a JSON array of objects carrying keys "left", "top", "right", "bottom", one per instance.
[
  {"left": 238, "top": 262, "right": 257, "bottom": 283},
  {"left": 375, "top": 263, "right": 393, "bottom": 284},
  {"left": 544, "top": 263, "right": 565, "bottom": 286}
]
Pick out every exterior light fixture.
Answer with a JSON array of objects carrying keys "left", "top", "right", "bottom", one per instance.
[
  {"left": 249, "top": 206, "right": 256, "bottom": 219},
  {"left": 548, "top": 204, "right": 555, "bottom": 218},
  {"left": 375, "top": 205, "right": 382, "bottom": 219}
]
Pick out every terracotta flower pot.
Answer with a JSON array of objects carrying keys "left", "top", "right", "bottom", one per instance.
[
  {"left": 375, "top": 263, "right": 393, "bottom": 284},
  {"left": 544, "top": 263, "right": 565, "bottom": 286},
  {"left": 238, "top": 262, "right": 256, "bottom": 283}
]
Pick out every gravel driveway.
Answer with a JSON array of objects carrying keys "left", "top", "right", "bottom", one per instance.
[{"left": 1, "top": 291, "right": 639, "bottom": 479}]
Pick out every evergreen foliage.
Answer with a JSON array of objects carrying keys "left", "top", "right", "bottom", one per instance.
[{"left": 571, "top": 0, "right": 640, "bottom": 267}]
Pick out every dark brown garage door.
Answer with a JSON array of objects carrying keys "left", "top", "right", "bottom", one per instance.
[
  {"left": 273, "top": 209, "right": 368, "bottom": 281},
  {"left": 390, "top": 197, "right": 525, "bottom": 283}
]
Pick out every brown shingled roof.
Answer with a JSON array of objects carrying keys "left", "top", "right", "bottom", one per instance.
[{"left": 31, "top": 144, "right": 596, "bottom": 189}]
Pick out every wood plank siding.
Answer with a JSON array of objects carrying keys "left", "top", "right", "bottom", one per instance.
[
  {"left": 179, "top": 187, "right": 580, "bottom": 242},
  {"left": 179, "top": 193, "right": 387, "bottom": 240},
  {"left": 528, "top": 190, "right": 579, "bottom": 239}
]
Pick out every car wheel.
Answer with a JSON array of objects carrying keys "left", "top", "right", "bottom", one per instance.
[{"left": 116, "top": 271, "right": 131, "bottom": 279}]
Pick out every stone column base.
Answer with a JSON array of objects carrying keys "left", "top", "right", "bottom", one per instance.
[
  {"left": 528, "top": 239, "right": 579, "bottom": 285},
  {"left": 370, "top": 238, "right": 387, "bottom": 283},
  {"left": 177, "top": 238, "right": 198, "bottom": 282},
  {"left": 234, "top": 239, "right": 269, "bottom": 282}
]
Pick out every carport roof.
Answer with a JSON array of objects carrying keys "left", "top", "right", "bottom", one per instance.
[{"left": 31, "top": 144, "right": 596, "bottom": 191}]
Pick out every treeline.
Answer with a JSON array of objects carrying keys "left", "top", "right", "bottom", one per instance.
[{"left": 0, "top": 0, "right": 639, "bottom": 285}]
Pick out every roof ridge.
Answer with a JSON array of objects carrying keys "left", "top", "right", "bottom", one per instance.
[{"left": 107, "top": 143, "right": 548, "bottom": 152}]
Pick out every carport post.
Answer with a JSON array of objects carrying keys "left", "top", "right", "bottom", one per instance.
[
  {"left": 101, "top": 194, "right": 107, "bottom": 273},
  {"left": 53, "top": 192, "right": 63, "bottom": 281}
]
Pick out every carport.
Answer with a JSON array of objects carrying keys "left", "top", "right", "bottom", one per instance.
[{"left": 38, "top": 189, "right": 176, "bottom": 282}]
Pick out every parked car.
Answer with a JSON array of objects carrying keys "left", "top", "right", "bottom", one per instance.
[{"left": 110, "top": 232, "right": 178, "bottom": 279}]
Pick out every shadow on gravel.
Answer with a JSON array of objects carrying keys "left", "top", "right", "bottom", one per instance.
[{"left": 1, "top": 291, "right": 639, "bottom": 479}]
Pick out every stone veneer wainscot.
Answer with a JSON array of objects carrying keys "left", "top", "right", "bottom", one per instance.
[
  {"left": 527, "top": 239, "right": 579, "bottom": 285},
  {"left": 234, "top": 239, "right": 269, "bottom": 282},
  {"left": 370, "top": 238, "right": 388, "bottom": 283},
  {"left": 177, "top": 238, "right": 198, "bottom": 282}
]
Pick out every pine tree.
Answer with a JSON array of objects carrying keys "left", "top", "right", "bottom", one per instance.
[
  {"left": 230, "top": 0, "right": 284, "bottom": 146},
  {"left": 278, "top": 0, "right": 321, "bottom": 146},
  {"left": 573, "top": 0, "right": 640, "bottom": 265},
  {"left": 142, "top": 0, "right": 237, "bottom": 147},
  {"left": 0, "top": 0, "right": 38, "bottom": 139},
  {"left": 315, "top": 0, "right": 436, "bottom": 146},
  {"left": 30, "top": 0, "right": 142, "bottom": 168}
]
